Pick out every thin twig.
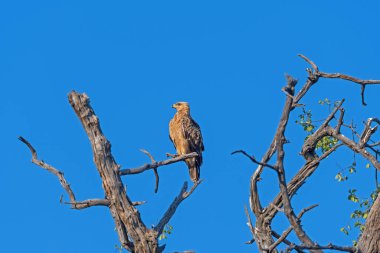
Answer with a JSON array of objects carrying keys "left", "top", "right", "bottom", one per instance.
[
  {"left": 231, "top": 150, "right": 278, "bottom": 171},
  {"left": 140, "top": 149, "right": 160, "bottom": 193}
]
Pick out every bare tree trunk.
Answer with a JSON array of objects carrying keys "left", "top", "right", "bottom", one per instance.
[
  {"left": 68, "top": 92, "right": 160, "bottom": 253},
  {"left": 357, "top": 194, "right": 380, "bottom": 253}
]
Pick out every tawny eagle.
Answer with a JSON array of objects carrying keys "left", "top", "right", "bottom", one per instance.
[{"left": 169, "top": 102, "right": 204, "bottom": 182}]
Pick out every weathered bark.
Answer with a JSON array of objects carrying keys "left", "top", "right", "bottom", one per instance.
[
  {"left": 357, "top": 194, "right": 380, "bottom": 253},
  {"left": 68, "top": 92, "right": 158, "bottom": 253}
]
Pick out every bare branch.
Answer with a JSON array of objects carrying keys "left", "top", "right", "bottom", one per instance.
[
  {"left": 285, "top": 243, "right": 355, "bottom": 253},
  {"left": 276, "top": 143, "right": 321, "bottom": 252},
  {"left": 298, "top": 54, "right": 319, "bottom": 72},
  {"left": 293, "top": 55, "right": 320, "bottom": 105},
  {"left": 269, "top": 204, "right": 318, "bottom": 251},
  {"left": 119, "top": 152, "right": 198, "bottom": 176},
  {"left": 244, "top": 205, "right": 256, "bottom": 244},
  {"left": 271, "top": 231, "right": 305, "bottom": 253},
  {"left": 327, "top": 126, "right": 380, "bottom": 171},
  {"left": 140, "top": 149, "right": 155, "bottom": 163},
  {"left": 361, "top": 84, "right": 366, "bottom": 106},
  {"left": 266, "top": 143, "right": 343, "bottom": 220},
  {"left": 155, "top": 180, "right": 202, "bottom": 236},
  {"left": 359, "top": 118, "right": 380, "bottom": 148},
  {"left": 271, "top": 203, "right": 284, "bottom": 213},
  {"left": 246, "top": 75, "right": 298, "bottom": 218},
  {"left": 335, "top": 108, "right": 345, "bottom": 134},
  {"left": 318, "top": 72, "right": 380, "bottom": 85},
  {"left": 140, "top": 149, "right": 160, "bottom": 193},
  {"left": 321, "top": 99, "right": 345, "bottom": 128},
  {"left": 273, "top": 74, "right": 322, "bottom": 252},
  {"left": 267, "top": 115, "right": 380, "bottom": 221},
  {"left": 131, "top": 201, "right": 147, "bottom": 206},
  {"left": 367, "top": 141, "right": 380, "bottom": 147},
  {"left": 64, "top": 199, "right": 110, "bottom": 209},
  {"left": 19, "top": 136, "right": 77, "bottom": 208},
  {"left": 298, "top": 54, "right": 380, "bottom": 106},
  {"left": 231, "top": 150, "right": 278, "bottom": 171}
]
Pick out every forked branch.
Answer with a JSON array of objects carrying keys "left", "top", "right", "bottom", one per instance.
[
  {"left": 18, "top": 136, "right": 108, "bottom": 210},
  {"left": 298, "top": 54, "right": 380, "bottom": 106},
  {"left": 269, "top": 204, "right": 318, "bottom": 251},
  {"left": 236, "top": 55, "right": 380, "bottom": 253}
]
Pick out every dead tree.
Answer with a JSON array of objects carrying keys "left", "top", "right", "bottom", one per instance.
[
  {"left": 233, "top": 55, "right": 380, "bottom": 253},
  {"left": 19, "top": 91, "right": 201, "bottom": 253}
]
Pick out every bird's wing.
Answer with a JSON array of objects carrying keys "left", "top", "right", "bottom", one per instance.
[
  {"left": 169, "top": 118, "right": 177, "bottom": 148},
  {"left": 181, "top": 116, "right": 204, "bottom": 154}
]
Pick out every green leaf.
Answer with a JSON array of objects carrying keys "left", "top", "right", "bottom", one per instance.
[
  {"left": 340, "top": 227, "right": 349, "bottom": 235},
  {"left": 366, "top": 163, "right": 371, "bottom": 169}
]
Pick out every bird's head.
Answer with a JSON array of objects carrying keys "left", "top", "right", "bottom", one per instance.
[{"left": 172, "top": 102, "right": 190, "bottom": 114}]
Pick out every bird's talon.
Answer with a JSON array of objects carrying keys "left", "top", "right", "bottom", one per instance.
[{"left": 166, "top": 153, "right": 178, "bottom": 158}]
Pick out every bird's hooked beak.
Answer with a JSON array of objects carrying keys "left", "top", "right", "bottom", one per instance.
[{"left": 172, "top": 103, "right": 176, "bottom": 109}]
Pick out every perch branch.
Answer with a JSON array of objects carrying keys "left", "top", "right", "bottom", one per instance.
[{"left": 119, "top": 152, "right": 198, "bottom": 176}]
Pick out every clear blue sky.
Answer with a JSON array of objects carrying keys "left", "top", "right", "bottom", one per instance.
[{"left": 1, "top": 1, "right": 380, "bottom": 252}]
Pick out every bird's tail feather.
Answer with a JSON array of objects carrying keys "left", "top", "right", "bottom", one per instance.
[
  {"left": 186, "top": 158, "right": 200, "bottom": 183},
  {"left": 189, "top": 166, "right": 200, "bottom": 183}
]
